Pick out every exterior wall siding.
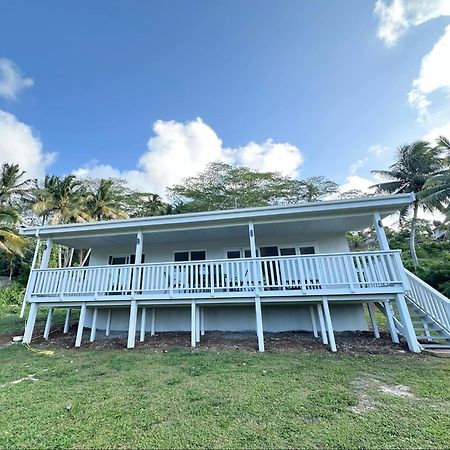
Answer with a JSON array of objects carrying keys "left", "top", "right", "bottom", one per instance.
[
  {"left": 89, "top": 231, "right": 350, "bottom": 266},
  {"left": 84, "top": 303, "right": 368, "bottom": 333}
]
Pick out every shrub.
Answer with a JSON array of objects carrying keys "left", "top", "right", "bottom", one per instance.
[{"left": 0, "top": 283, "right": 26, "bottom": 310}]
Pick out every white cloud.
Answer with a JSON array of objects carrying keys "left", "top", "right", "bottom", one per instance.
[
  {"left": 74, "top": 118, "right": 304, "bottom": 196},
  {"left": 339, "top": 175, "right": 376, "bottom": 194},
  {"left": 0, "top": 58, "right": 34, "bottom": 100},
  {"left": 0, "top": 110, "right": 56, "bottom": 179},
  {"left": 423, "top": 119, "right": 450, "bottom": 141},
  {"left": 374, "top": 0, "right": 450, "bottom": 47},
  {"left": 368, "top": 144, "right": 388, "bottom": 155},
  {"left": 408, "top": 24, "right": 450, "bottom": 120},
  {"left": 349, "top": 158, "right": 368, "bottom": 175}
]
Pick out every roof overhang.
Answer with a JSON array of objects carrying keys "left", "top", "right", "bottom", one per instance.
[{"left": 20, "top": 193, "right": 414, "bottom": 247}]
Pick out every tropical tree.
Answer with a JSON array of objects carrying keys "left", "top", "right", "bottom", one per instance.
[
  {"left": 127, "top": 192, "right": 170, "bottom": 217},
  {"left": 372, "top": 140, "right": 445, "bottom": 268},
  {"left": 0, "top": 163, "right": 32, "bottom": 207},
  {"left": 84, "top": 179, "right": 129, "bottom": 221},
  {"left": 421, "top": 136, "right": 450, "bottom": 219},
  {"left": 32, "top": 175, "right": 87, "bottom": 225},
  {"left": 0, "top": 206, "right": 27, "bottom": 279},
  {"left": 168, "top": 162, "right": 337, "bottom": 212}
]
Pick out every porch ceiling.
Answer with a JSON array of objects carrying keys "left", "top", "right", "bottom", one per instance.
[{"left": 51, "top": 214, "right": 376, "bottom": 249}]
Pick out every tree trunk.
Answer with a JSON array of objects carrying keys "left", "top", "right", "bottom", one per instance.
[
  {"left": 9, "top": 260, "right": 13, "bottom": 280},
  {"left": 410, "top": 201, "right": 419, "bottom": 269}
]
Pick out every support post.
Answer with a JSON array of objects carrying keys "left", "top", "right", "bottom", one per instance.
[
  {"left": 316, "top": 303, "right": 328, "bottom": 345},
  {"left": 322, "top": 297, "right": 337, "bottom": 352},
  {"left": 105, "top": 309, "right": 112, "bottom": 336},
  {"left": 89, "top": 307, "right": 98, "bottom": 342},
  {"left": 373, "top": 212, "right": 390, "bottom": 251},
  {"left": 367, "top": 303, "right": 380, "bottom": 338},
  {"left": 43, "top": 307, "right": 53, "bottom": 340},
  {"left": 248, "top": 221, "right": 261, "bottom": 292},
  {"left": 127, "top": 300, "right": 138, "bottom": 349},
  {"left": 63, "top": 308, "right": 71, "bottom": 333},
  {"left": 200, "top": 307, "right": 205, "bottom": 336},
  {"left": 394, "top": 294, "right": 421, "bottom": 352},
  {"left": 309, "top": 305, "right": 318, "bottom": 337},
  {"left": 151, "top": 308, "right": 156, "bottom": 336},
  {"left": 40, "top": 238, "right": 53, "bottom": 269},
  {"left": 255, "top": 297, "right": 265, "bottom": 352},
  {"left": 140, "top": 307, "right": 147, "bottom": 342},
  {"left": 191, "top": 301, "right": 197, "bottom": 347},
  {"left": 195, "top": 305, "right": 200, "bottom": 343},
  {"left": 384, "top": 301, "right": 399, "bottom": 343},
  {"left": 23, "top": 302, "right": 38, "bottom": 344},
  {"left": 75, "top": 302, "right": 87, "bottom": 347},
  {"left": 20, "top": 238, "right": 41, "bottom": 318}
]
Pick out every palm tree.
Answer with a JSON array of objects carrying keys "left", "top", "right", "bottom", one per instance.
[
  {"left": 0, "top": 206, "right": 27, "bottom": 278},
  {"left": 0, "top": 163, "right": 32, "bottom": 206},
  {"left": 32, "top": 175, "right": 87, "bottom": 225},
  {"left": 421, "top": 136, "right": 450, "bottom": 219},
  {"left": 372, "top": 140, "right": 445, "bottom": 268},
  {"left": 85, "top": 179, "right": 128, "bottom": 221}
]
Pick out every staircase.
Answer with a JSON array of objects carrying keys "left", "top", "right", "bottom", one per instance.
[{"left": 404, "top": 269, "right": 450, "bottom": 350}]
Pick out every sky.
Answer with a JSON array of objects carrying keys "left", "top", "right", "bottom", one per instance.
[{"left": 1, "top": 0, "right": 450, "bottom": 197}]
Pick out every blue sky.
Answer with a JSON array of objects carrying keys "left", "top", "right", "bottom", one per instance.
[{"left": 1, "top": 0, "right": 450, "bottom": 195}]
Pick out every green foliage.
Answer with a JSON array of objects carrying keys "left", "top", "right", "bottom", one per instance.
[
  {"left": 386, "top": 221, "right": 450, "bottom": 295},
  {"left": 168, "top": 162, "right": 338, "bottom": 213},
  {"left": 0, "top": 283, "right": 25, "bottom": 311}
]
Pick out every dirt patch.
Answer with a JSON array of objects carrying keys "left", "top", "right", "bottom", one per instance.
[
  {"left": 351, "top": 375, "right": 415, "bottom": 414},
  {"left": 25, "top": 323, "right": 415, "bottom": 356}
]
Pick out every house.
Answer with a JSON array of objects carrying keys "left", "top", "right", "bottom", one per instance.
[{"left": 19, "top": 193, "right": 450, "bottom": 352}]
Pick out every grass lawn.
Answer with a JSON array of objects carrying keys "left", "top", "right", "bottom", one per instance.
[{"left": 1, "top": 327, "right": 450, "bottom": 449}]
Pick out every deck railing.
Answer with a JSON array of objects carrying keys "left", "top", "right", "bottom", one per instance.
[{"left": 27, "top": 251, "right": 405, "bottom": 301}]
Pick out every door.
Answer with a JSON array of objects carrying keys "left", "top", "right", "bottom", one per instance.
[{"left": 259, "top": 246, "right": 280, "bottom": 289}]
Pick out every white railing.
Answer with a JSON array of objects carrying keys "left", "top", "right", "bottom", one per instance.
[
  {"left": 27, "top": 251, "right": 405, "bottom": 301},
  {"left": 405, "top": 269, "right": 450, "bottom": 333}
]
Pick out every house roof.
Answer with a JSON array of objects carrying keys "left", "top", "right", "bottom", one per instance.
[{"left": 20, "top": 193, "right": 414, "bottom": 242}]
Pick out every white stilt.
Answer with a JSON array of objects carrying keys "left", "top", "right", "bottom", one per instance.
[
  {"left": 89, "top": 308, "right": 98, "bottom": 342},
  {"left": 191, "top": 302, "right": 197, "bottom": 347},
  {"left": 151, "top": 308, "right": 156, "bottom": 336},
  {"left": 309, "top": 305, "right": 318, "bottom": 337},
  {"left": 322, "top": 297, "right": 337, "bottom": 352},
  {"left": 140, "top": 307, "right": 146, "bottom": 342},
  {"left": 127, "top": 300, "right": 138, "bottom": 349},
  {"left": 23, "top": 303, "right": 38, "bottom": 344},
  {"left": 255, "top": 297, "right": 265, "bottom": 352},
  {"left": 384, "top": 301, "right": 399, "bottom": 343},
  {"left": 422, "top": 320, "right": 431, "bottom": 337},
  {"left": 200, "top": 307, "right": 205, "bottom": 336},
  {"left": 196, "top": 305, "right": 201, "bottom": 343},
  {"left": 394, "top": 293, "right": 421, "bottom": 352},
  {"left": 75, "top": 303, "right": 87, "bottom": 347},
  {"left": 43, "top": 308, "right": 53, "bottom": 340},
  {"left": 63, "top": 308, "right": 71, "bottom": 334},
  {"left": 105, "top": 309, "right": 112, "bottom": 336},
  {"left": 316, "top": 303, "right": 328, "bottom": 345},
  {"left": 367, "top": 303, "right": 380, "bottom": 338}
]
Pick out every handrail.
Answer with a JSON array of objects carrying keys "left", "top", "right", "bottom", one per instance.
[
  {"left": 405, "top": 269, "right": 450, "bottom": 333},
  {"left": 30, "top": 250, "right": 402, "bottom": 272}
]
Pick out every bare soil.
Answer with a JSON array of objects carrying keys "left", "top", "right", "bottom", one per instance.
[{"left": 11, "top": 323, "right": 416, "bottom": 356}]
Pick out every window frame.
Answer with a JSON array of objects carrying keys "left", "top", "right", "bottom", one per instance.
[{"left": 173, "top": 249, "right": 208, "bottom": 262}]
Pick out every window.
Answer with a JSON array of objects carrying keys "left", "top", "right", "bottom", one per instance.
[
  {"left": 174, "top": 250, "right": 206, "bottom": 262},
  {"left": 108, "top": 254, "right": 146, "bottom": 265},
  {"left": 226, "top": 250, "right": 241, "bottom": 259},
  {"left": 226, "top": 249, "right": 259, "bottom": 259},
  {"left": 299, "top": 246, "right": 315, "bottom": 255},
  {"left": 280, "top": 247, "right": 296, "bottom": 256},
  {"left": 109, "top": 256, "right": 127, "bottom": 265}
]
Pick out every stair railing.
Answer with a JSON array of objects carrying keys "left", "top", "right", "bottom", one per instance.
[{"left": 404, "top": 269, "right": 450, "bottom": 335}]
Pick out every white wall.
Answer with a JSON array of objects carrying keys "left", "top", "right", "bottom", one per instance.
[
  {"left": 85, "top": 302, "right": 368, "bottom": 333},
  {"left": 89, "top": 231, "right": 350, "bottom": 266}
]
